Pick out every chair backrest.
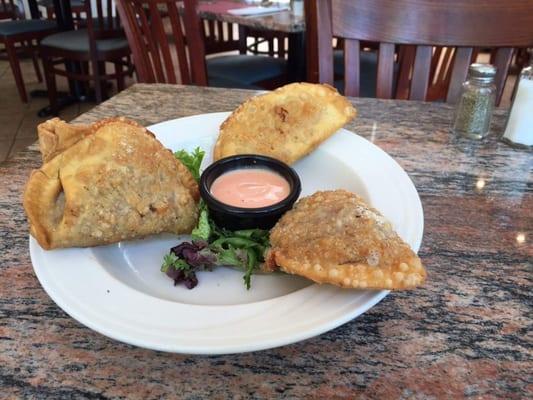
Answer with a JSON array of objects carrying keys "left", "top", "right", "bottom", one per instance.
[
  {"left": 116, "top": 0, "right": 207, "bottom": 85},
  {"left": 77, "top": 0, "right": 124, "bottom": 66},
  {"left": 85, "top": 0, "right": 122, "bottom": 39},
  {"left": 307, "top": 0, "right": 533, "bottom": 104},
  {"left": 0, "top": 0, "right": 19, "bottom": 19},
  {"left": 43, "top": 0, "right": 86, "bottom": 23},
  {"left": 243, "top": 27, "right": 287, "bottom": 58},
  {"left": 203, "top": 19, "right": 240, "bottom": 55}
]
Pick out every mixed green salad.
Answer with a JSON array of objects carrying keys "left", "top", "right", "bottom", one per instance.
[{"left": 161, "top": 148, "right": 270, "bottom": 290}]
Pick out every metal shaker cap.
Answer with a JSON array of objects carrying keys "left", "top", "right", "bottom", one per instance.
[{"left": 468, "top": 63, "right": 497, "bottom": 82}]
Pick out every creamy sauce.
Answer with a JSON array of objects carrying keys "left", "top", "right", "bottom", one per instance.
[{"left": 210, "top": 169, "right": 290, "bottom": 208}]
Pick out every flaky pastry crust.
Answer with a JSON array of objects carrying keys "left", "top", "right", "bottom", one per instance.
[
  {"left": 38, "top": 117, "right": 93, "bottom": 163},
  {"left": 265, "top": 190, "right": 426, "bottom": 290},
  {"left": 37, "top": 117, "right": 199, "bottom": 201},
  {"left": 213, "top": 83, "right": 357, "bottom": 164},
  {"left": 25, "top": 118, "right": 199, "bottom": 249}
]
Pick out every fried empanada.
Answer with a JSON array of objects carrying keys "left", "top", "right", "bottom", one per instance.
[
  {"left": 24, "top": 118, "right": 199, "bottom": 250},
  {"left": 265, "top": 190, "right": 426, "bottom": 290},
  {"left": 213, "top": 83, "right": 356, "bottom": 164},
  {"left": 37, "top": 117, "right": 145, "bottom": 163},
  {"left": 37, "top": 117, "right": 199, "bottom": 202},
  {"left": 38, "top": 117, "right": 99, "bottom": 163}
]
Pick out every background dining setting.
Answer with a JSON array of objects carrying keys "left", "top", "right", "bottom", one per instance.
[{"left": 0, "top": 0, "right": 532, "bottom": 398}]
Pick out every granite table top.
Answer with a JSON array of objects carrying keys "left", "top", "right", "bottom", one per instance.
[{"left": 0, "top": 84, "right": 531, "bottom": 399}]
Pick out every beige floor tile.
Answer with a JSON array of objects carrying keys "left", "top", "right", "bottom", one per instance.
[
  {"left": 0, "top": 94, "right": 29, "bottom": 116},
  {"left": 58, "top": 103, "right": 81, "bottom": 122},
  {"left": 0, "top": 62, "right": 9, "bottom": 78},
  {"left": 25, "top": 98, "right": 51, "bottom": 114},
  {"left": 9, "top": 137, "right": 36, "bottom": 159},
  {"left": 0, "top": 140, "right": 13, "bottom": 162},
  {"left": 0, "top": 114, "right": 23, "bottom": 142},
  {"left": 14, "top": 113, "right": 45, "bottom": 139}
]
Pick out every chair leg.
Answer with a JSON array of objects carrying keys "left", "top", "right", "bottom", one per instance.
[
  {"left": 278, "top": 36, "right": 286, "bottom": 58},
  {"left": 238, "top": 25, "right": 247, "bottom": 55},
  {"left": 78, "top": 61, "right": 88, "bottom": 94},
  {"left": 126, "top": 55, "right": 133, "bottom": 76},
  {"left": 42, "top": 54, "right": 58, "bottom": 115},
  {"left": 28, "top": 41, "right": 43, "bottom": 83},
  {"left": 268, "top": 38, "right": 274, "bottom": 57},
  {"left": 5, "top": 40, "right": 28, "bottom": 103},
  {"left": 92, "top": 61, "right": 105, "bottom": 104},
  {"left": 115, "top": 60, "right": 125, "bottom": 92}
]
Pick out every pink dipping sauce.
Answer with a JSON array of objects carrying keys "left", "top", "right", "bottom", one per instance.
[{"left": 210, "top": 168, "right": 290, "bottom": 208}]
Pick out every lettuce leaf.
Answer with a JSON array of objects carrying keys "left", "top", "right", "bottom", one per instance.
[
  {"left": 174, "top": 147, "right": 205, "bottom": 182},
  {"left": 191, "top": 200, "right": 211, "bottom": 241}
]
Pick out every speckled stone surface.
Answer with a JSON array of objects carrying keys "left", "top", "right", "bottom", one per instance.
[
  {"left": 1, "top": 84, "right": 531, "bottom": 399},
  {"left": 195, "top": 1, "right": 305, "bottom": 33}
]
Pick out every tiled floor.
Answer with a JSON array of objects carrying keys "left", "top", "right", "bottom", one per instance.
[{"left": 0, "top": 58, "right": 114, "bottom": 162}]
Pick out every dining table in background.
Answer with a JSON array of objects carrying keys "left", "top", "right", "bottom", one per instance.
[
  {"left": 196, "top": 0, "right": 305, "bottom": 33},
  {"left": 193, "top": 0, "right": 307, "bottom": 81},
  {"left": 0, "top": 84, "right": 531, "bottom": 398}
]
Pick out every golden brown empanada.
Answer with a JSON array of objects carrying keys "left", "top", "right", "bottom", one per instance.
[
  {"left": 37, "top": 117, "right": 147, "bottom": 163},
  {"left": 213, "top": 83, "right": 356, "bottom": 165},
  {"left": 37, "top": 117, "right": 199, "bottom": 202},
  {"left": 38, "top": 118, "right": 91, "bottom": 163},
  {"left": 265, "top": 190, "right": 426, "bottom": 290},
  {"left": 24, "top": 118, "right": 199, "bottom": 250}
]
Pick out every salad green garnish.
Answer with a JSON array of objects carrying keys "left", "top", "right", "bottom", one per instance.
[
  {"left": 208, "top": 221, "right": 269, "bottom": 289},
  {"left": 174, "top": 147, "right": 205, "bottom": 182},
  {"left": 162, "top": 149, "right": 270, "bottom": 290},
  {"left": 191, "top": 200, "right": 211, "bottom": 241},
  {"left": 161, "top": 253, "right": 191, "bottom": 273}
]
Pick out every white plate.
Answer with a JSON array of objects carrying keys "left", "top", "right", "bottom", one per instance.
[{"left": 30, "top": 112, "right": 424, "bottom": 354}]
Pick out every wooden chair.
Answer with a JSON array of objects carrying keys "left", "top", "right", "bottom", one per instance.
[
  {"left": 307, "top": 0, "right": 533, "bottom": 105},
  {"left": 241, "top": 27, "right": 287, "bottom": 58},
  {"left": 40, "top": 0, "right": 131, "bottom": 113},
  {"left": 116, "top": 0, "right": 287, "bottom": 89},
  {"left": 0, "top": 18, "right": 57, "bottom": 102},
  {"left": 38, "top": 0, "right": 86, "bottom": 26},
  {"left": 514, "top": 48, "right": 531, "bottom": 71},
  {"left": 0, "top": 0, "right": 21, "bottom": 20},
  {"left": 202, "top": 19, "right": 288, "bottom": 59},
  {"left": 202, "top": 19, "right": 240, "bottom": 55}
]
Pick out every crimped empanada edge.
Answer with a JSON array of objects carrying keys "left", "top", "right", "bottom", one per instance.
[
  {"left": 213, "top": 83, "right": 357, "bottom": 164},
  {"left": 23, "top": 168, "right": 59, "bottom": 250}
]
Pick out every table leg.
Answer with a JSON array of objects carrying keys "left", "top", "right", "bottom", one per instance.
[{"left": 287, "top": 32, "right": 306, "bottom": 82}]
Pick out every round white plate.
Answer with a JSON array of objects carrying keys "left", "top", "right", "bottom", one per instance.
[{"left": 30, "top": 112, "right": 424, "bottom": 354}]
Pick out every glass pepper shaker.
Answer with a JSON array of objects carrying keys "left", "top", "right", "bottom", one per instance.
[
  {"left": 452, "top": 63, "right": 497, "bottom": 139},
  {"left": 501, "top": 48, "right": 533, "bottom": 149}
]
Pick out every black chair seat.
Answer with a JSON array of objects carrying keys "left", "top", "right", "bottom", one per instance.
[
  {"left": 333, "top": 49, "right": 399, "bottom": 98},
  {"left": 207, "top": 54, "right": 287, "bottom": 85},
  {"left": 40, "top": 29, "right": 129, "bottom": 53},
  {"left": 0, "top": 19, "right": 56, "bottom": 38},
  {"left": 37, "top": 0, "right": 84, "bottom": 7},
  {"left": 209, "top": 75, "right": 261, "bottom": 90}
]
